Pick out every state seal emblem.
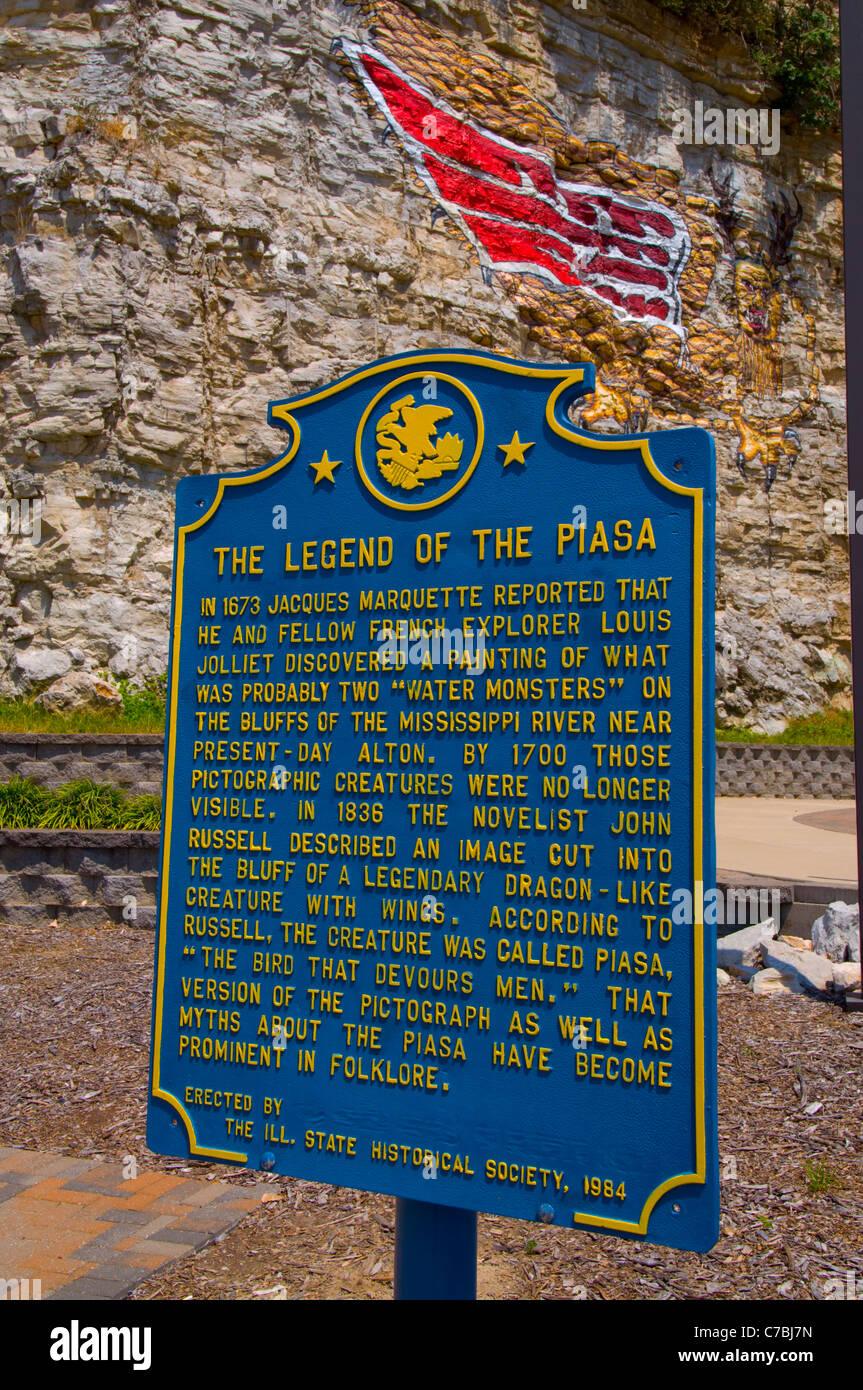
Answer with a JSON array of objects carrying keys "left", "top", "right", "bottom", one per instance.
[
  {"left": 355, "top": 371, "right": 484, "bottom": 511},
  {"left": 375, "top": 394, "right": 463, "bottom": 491}
]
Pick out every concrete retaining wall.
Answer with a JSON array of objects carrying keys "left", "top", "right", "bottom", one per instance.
[
  {"left": 1, "top": 832, "right": 854, "bottom": 935},
  {"left": 0, "top": 735, "right": 855, "bottom": 799},
  {"left": 0, "top": 830, "right": 159, "bottom": 930},
  {"left": 0, "top": 736, "right": 855, "bottom": 931},
  {"left": 0, "top": 735, "right": 163, "bottom": 796},
  {"left": 716, "top": 743, "right": 855, "bottom": 798}
]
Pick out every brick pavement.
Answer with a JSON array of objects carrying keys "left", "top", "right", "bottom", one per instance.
[{"left": 0, "top": 1147, "right": 265, "bottom": 1300}]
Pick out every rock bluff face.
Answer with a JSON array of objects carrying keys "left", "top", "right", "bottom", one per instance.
[{"left": 0, "top": 0, "right": 848, "bottom": 728}]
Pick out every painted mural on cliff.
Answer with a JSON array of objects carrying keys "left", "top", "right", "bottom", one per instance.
[{"left": 336, "top": 0, "right": 819, "bottom": 493}]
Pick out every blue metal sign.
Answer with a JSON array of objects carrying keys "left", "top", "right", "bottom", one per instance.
[{"left": 147, "top": 350, "right": 718, "bottom": 1252}]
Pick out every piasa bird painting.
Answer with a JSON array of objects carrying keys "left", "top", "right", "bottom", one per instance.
[{"left": 334, "top": 0, "right": 820, "bottom": 493}]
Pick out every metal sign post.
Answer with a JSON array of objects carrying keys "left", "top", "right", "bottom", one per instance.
[{"left": 394, "top": 1199, "right": 477, "bottom": 1300}]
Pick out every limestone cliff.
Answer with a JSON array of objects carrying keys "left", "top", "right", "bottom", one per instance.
[{"left": 0, "top": 0, "right": 848, "bottom": 729}]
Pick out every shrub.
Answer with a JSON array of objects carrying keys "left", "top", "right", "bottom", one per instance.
[
  {"left": 0, "top": 778, "right": 162, "bottom": 830},
  {"left": 38, "top": 780, "right": 124, "bottom": 830},
  {"left": 116, "top": 794, "right": 162, "bottom": 832},
  {"left": 653, "top": 0, "right": 840, "bottom": 131},
  {"left": 0, "top": 776, "right": 50, "bottom": 829}
]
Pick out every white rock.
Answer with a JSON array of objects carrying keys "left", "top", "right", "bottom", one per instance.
[
  {"left": 717, "top": 968, "right": 732, "bottom": 987},
  {"left": 811, "top": 902, "right": 861, "bottom": 964},
  {"left": 832, "top": 961, "right": 862, "bottom": 993},
  {"left": 762, "top": 938, "right": 836, "bottom": 997},
  {"left": 717, "top": 918, "right": 779, "bottom": 979},
  {"left": 12, "top": 645, "right": 71, "bottom": 685},
  {"left": 37, "top": 670, "right": 121, "bottom": 709},
  {"left": 751, "top": 967, "right": 792, "bottom": 997}
]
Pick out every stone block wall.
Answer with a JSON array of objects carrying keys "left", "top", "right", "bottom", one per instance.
[
  {"left": 0, "top": 734, "right": 853, "bottom": 800},
  {"left": 0, "top": 734, "right": 163, "bottom": 795},
  {"left": 0, "top": 829, "right": 158, "bottom": 929},
  {"left": 716, "top": 743, "right": 855, "bottom": 799},
  {"left": 0, "top": 736, "right": 854, "bottom": 931},
  {"left": 0, "top": 733, "right": 856, "bottom": 934}
]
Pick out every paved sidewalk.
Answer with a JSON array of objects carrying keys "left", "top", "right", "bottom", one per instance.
[
  {"left": 716, "top": 797, "right": 857, "bottom": 889},
  {"left": 0, "top": 1147, "right": 264, "bottom": 1300}
]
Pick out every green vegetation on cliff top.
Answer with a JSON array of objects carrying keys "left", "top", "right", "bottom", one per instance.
[{"left": 653, "top": 0, "right": 840, "bottom": 131}]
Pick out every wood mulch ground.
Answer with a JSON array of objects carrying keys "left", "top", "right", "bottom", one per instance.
[{"left": 0, "top": 920, "right": 861, "bottom": 1300}]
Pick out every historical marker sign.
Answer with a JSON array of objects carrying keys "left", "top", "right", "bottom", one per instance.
[{"left": 147, "top": 351, "right": 718, "bottom": 1252}]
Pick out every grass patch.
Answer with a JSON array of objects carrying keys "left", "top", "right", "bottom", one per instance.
[
  {"left": 716, "top": 709, "right": 853, "bottom": 746},
  {"left": 0, "top": 778, "right": 161, "bottom": 831},
  {"left": 0, "top": 676, "right": 853, "bottom": 747},
  {"left": 804, "top": 1157, "right": 840, "bottom": 1195},
  {"left": 116, "top": 676, "right": 168, "bottom": 726},
  {"left": 0, "top": 676, "right": 167, "bottom": 735}
]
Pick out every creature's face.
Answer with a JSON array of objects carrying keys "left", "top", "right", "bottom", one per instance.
[{"left": 734, "top": 260, "right": 781, "bottom": 342}]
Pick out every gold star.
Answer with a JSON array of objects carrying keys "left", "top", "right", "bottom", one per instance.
[
  {"left": 498, "top": 430, "right": 534, "bottom": 467},
  {"left": 308, "top": 449, "right": 341, "bottom": 485}
]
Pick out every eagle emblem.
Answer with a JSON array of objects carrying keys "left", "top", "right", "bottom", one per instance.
[{"left": 375, "top": 394, "right": 464, "bottom": 491}]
